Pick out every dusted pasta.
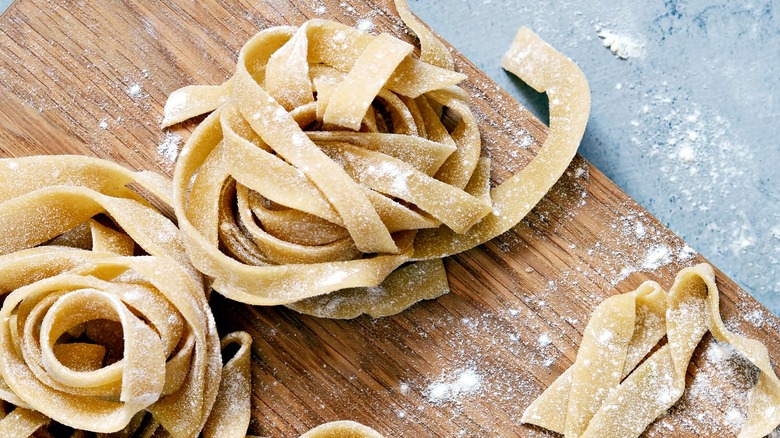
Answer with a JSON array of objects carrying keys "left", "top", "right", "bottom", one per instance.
[
  {"left": 164, "top": 1, "right": 590, "bottom": 318},
  {"left": 522, "top": 264, "right": 780, "bottom": 437},
  {"left": 0, "top": 156, "right": 252, "bottom": 437},
  {"left": 299, "top": 420, "right": 385, "bottom": 438}
]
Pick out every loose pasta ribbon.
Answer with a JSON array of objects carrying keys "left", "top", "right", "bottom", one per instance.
[{"left": 522, "top": 263, "right": 780, "bottom": 437}]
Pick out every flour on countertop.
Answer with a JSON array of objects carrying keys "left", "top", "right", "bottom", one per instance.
[{"left": 596, "top": 27, "right": 644, "bottom": 59}]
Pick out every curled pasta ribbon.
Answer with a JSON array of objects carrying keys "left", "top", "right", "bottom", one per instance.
[
  {"left": 0, "top": 156, "right": 252, "bottom": 437},
  {"left": 299, "top": 420, "right": 385, "bottom": 438},
  {"left": 522, "top": 263, "right": 780, "bottom": 437},
  {"left": 165, "top": 3, "right": 590, "bottom": 318}
]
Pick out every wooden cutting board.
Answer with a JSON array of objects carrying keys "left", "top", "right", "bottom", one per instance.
[{"left": 1, "top": 1, "right": 778, "bottom": 436}]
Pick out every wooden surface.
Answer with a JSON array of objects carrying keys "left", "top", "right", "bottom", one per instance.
[{"left": 0, "top": 1, "right": 778, "bottom": 436}]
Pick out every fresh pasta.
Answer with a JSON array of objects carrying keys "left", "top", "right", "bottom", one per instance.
[
  {"left": 299, "top": 420, "right": 385, "bottom": 438},
  {"left": 0, "top": 155, "right": 252, "bottom": 437},
  {"left": 164, "top": 1, "right": 590, "bottom": 318},
  {"left": 522, "top": 264, "right": 780, "bottom": 437}
]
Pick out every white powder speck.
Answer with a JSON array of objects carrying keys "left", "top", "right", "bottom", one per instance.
[
  {"left": 127, "top": 83, "right": 142, "bottom": 97},
  {"left": 426, "top": 368, "right": 483, "bottom": 404},
  {"left": 99, "top": 120, "right": 109, "bottom": 129},
  {"left": 705, "top": 341, "right": 733, "bottom": 363},
  {"left": 725, "top": 408, "right": 744, "bottom": 426},
  {"left": 678, "top": 244, "right": 697, "bottom": 261},
  {"left": 743, "top": 309, "right": 765, "bottom": 328},
  {"left": 597, "top": 28, "right": 644, "bottom": 59},
  {"left": 322, "top": 270, "right": 348, "bottom": 286},
  {"left": 538, "top": 333, "right": 552, "bottom": 348},
  {"left": 729, "top": 223, "right": 754, "bottom": 256},
  {"left": 596, "top": 329, "right": 614, "bottom": 346},
  {"left": 356, "top": 19, "right": 374, "bottom": 32},
  {"left": 678, "top": 145, "right": 696, "bottom": 162},
  {"left": 314, "top": 5, "right": 326, "bottom": 14},
  {"left": 634, "top": 222, "right": 646, "bottom": 237},
  {"left": 456, "top": 369, "right": 481, "bottom": 392},
  {"left": 642, "top": 245, "right": 672, "bottom": 270},
  {"left": 657, "top": 386, "right": 677, "bottom": 404},
  {"left": 399, "top": 382, "right": 410, "bottom": 394},
  {"left": 428, "top": 382, "right": 450, "bottom": 402},
  {"left": 158, "top": 132, "right": 182, "bottom": 167},
  {"left": 542, "top": 357, "right": 554, "bottom": 367},
  {"left": 164, "top": 89, "right": 188, "bottom": 118},
  {"left": 292, "top": 132, "right": 306, "bottom": 147}
]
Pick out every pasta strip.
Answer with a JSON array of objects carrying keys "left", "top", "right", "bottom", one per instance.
[
  {"left": 412, "top": 27, "right": 590, "bottom": 259},
  {"left": 299, "top": 420, "right": 385, "bottom": 438},
  {"left": 323, "top": 34, "right": 413, "bottom": 130},
  {"left": 234, "top": 46, "right": 398, "bottom": 254},
  {"left": 0, "top": 408, "right": 49, "bottom": 437},
  {"left": 522, "top": 264, "right": 780, "bottom": 437},
  {"left": 394, "top": 0, "right": 454, "bottom": 70}
]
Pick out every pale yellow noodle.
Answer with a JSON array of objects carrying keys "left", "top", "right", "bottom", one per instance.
[
  {"left": 522, "top": 263, "right": 780, "bottom": 437},
  {"left": 299, "top": 420, "right": 385, "bottom": 438}
]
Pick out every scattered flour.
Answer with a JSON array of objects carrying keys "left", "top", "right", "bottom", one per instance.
[
  {"left": 98, "top": 120, "right": 109, "bottom": 129},
  {"left": 356, "top": 18, "right": 374, "bottom": 32},
  {"left": 677, "top": 144, "right": 696, "bottom": 162},
  {"left": 537, "top": 333, "right": 552, "bottom": 348},
  {"left": 127, "top": 83, "right": 142, "bottom": 98},
  {"left": 642, "top": 245, "right": 672, "bottom": 270},
  {"left": 157, "top": 132, "right": 182, "bottom": 168},
  {"left": 426, "top": 368, "right": 483, "bottom": 404},
  {"left": 596, "top": 27, "right": 644, "bottom": 59},
  {"left": 705, "top": 341, "right": 734, "bottom": 363},
  {"left": 724, "top": 408, "right": 744, "bottom": 427}
]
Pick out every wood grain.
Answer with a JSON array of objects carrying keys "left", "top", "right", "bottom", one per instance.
[{"left": 0, "top": 1, "right": 777, "bottom": 436}]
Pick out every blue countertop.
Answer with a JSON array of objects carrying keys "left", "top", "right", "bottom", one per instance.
[{"left": 411, "top": 0, "right": 780, "bottom": 315}]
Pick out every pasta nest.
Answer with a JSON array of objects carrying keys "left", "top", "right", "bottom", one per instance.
[
  {"left": 166, "top": 13, "right": 590, "bottom": 318},
  {"left": 0, "top": 156, "right": 251, "bottom": 437}
]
